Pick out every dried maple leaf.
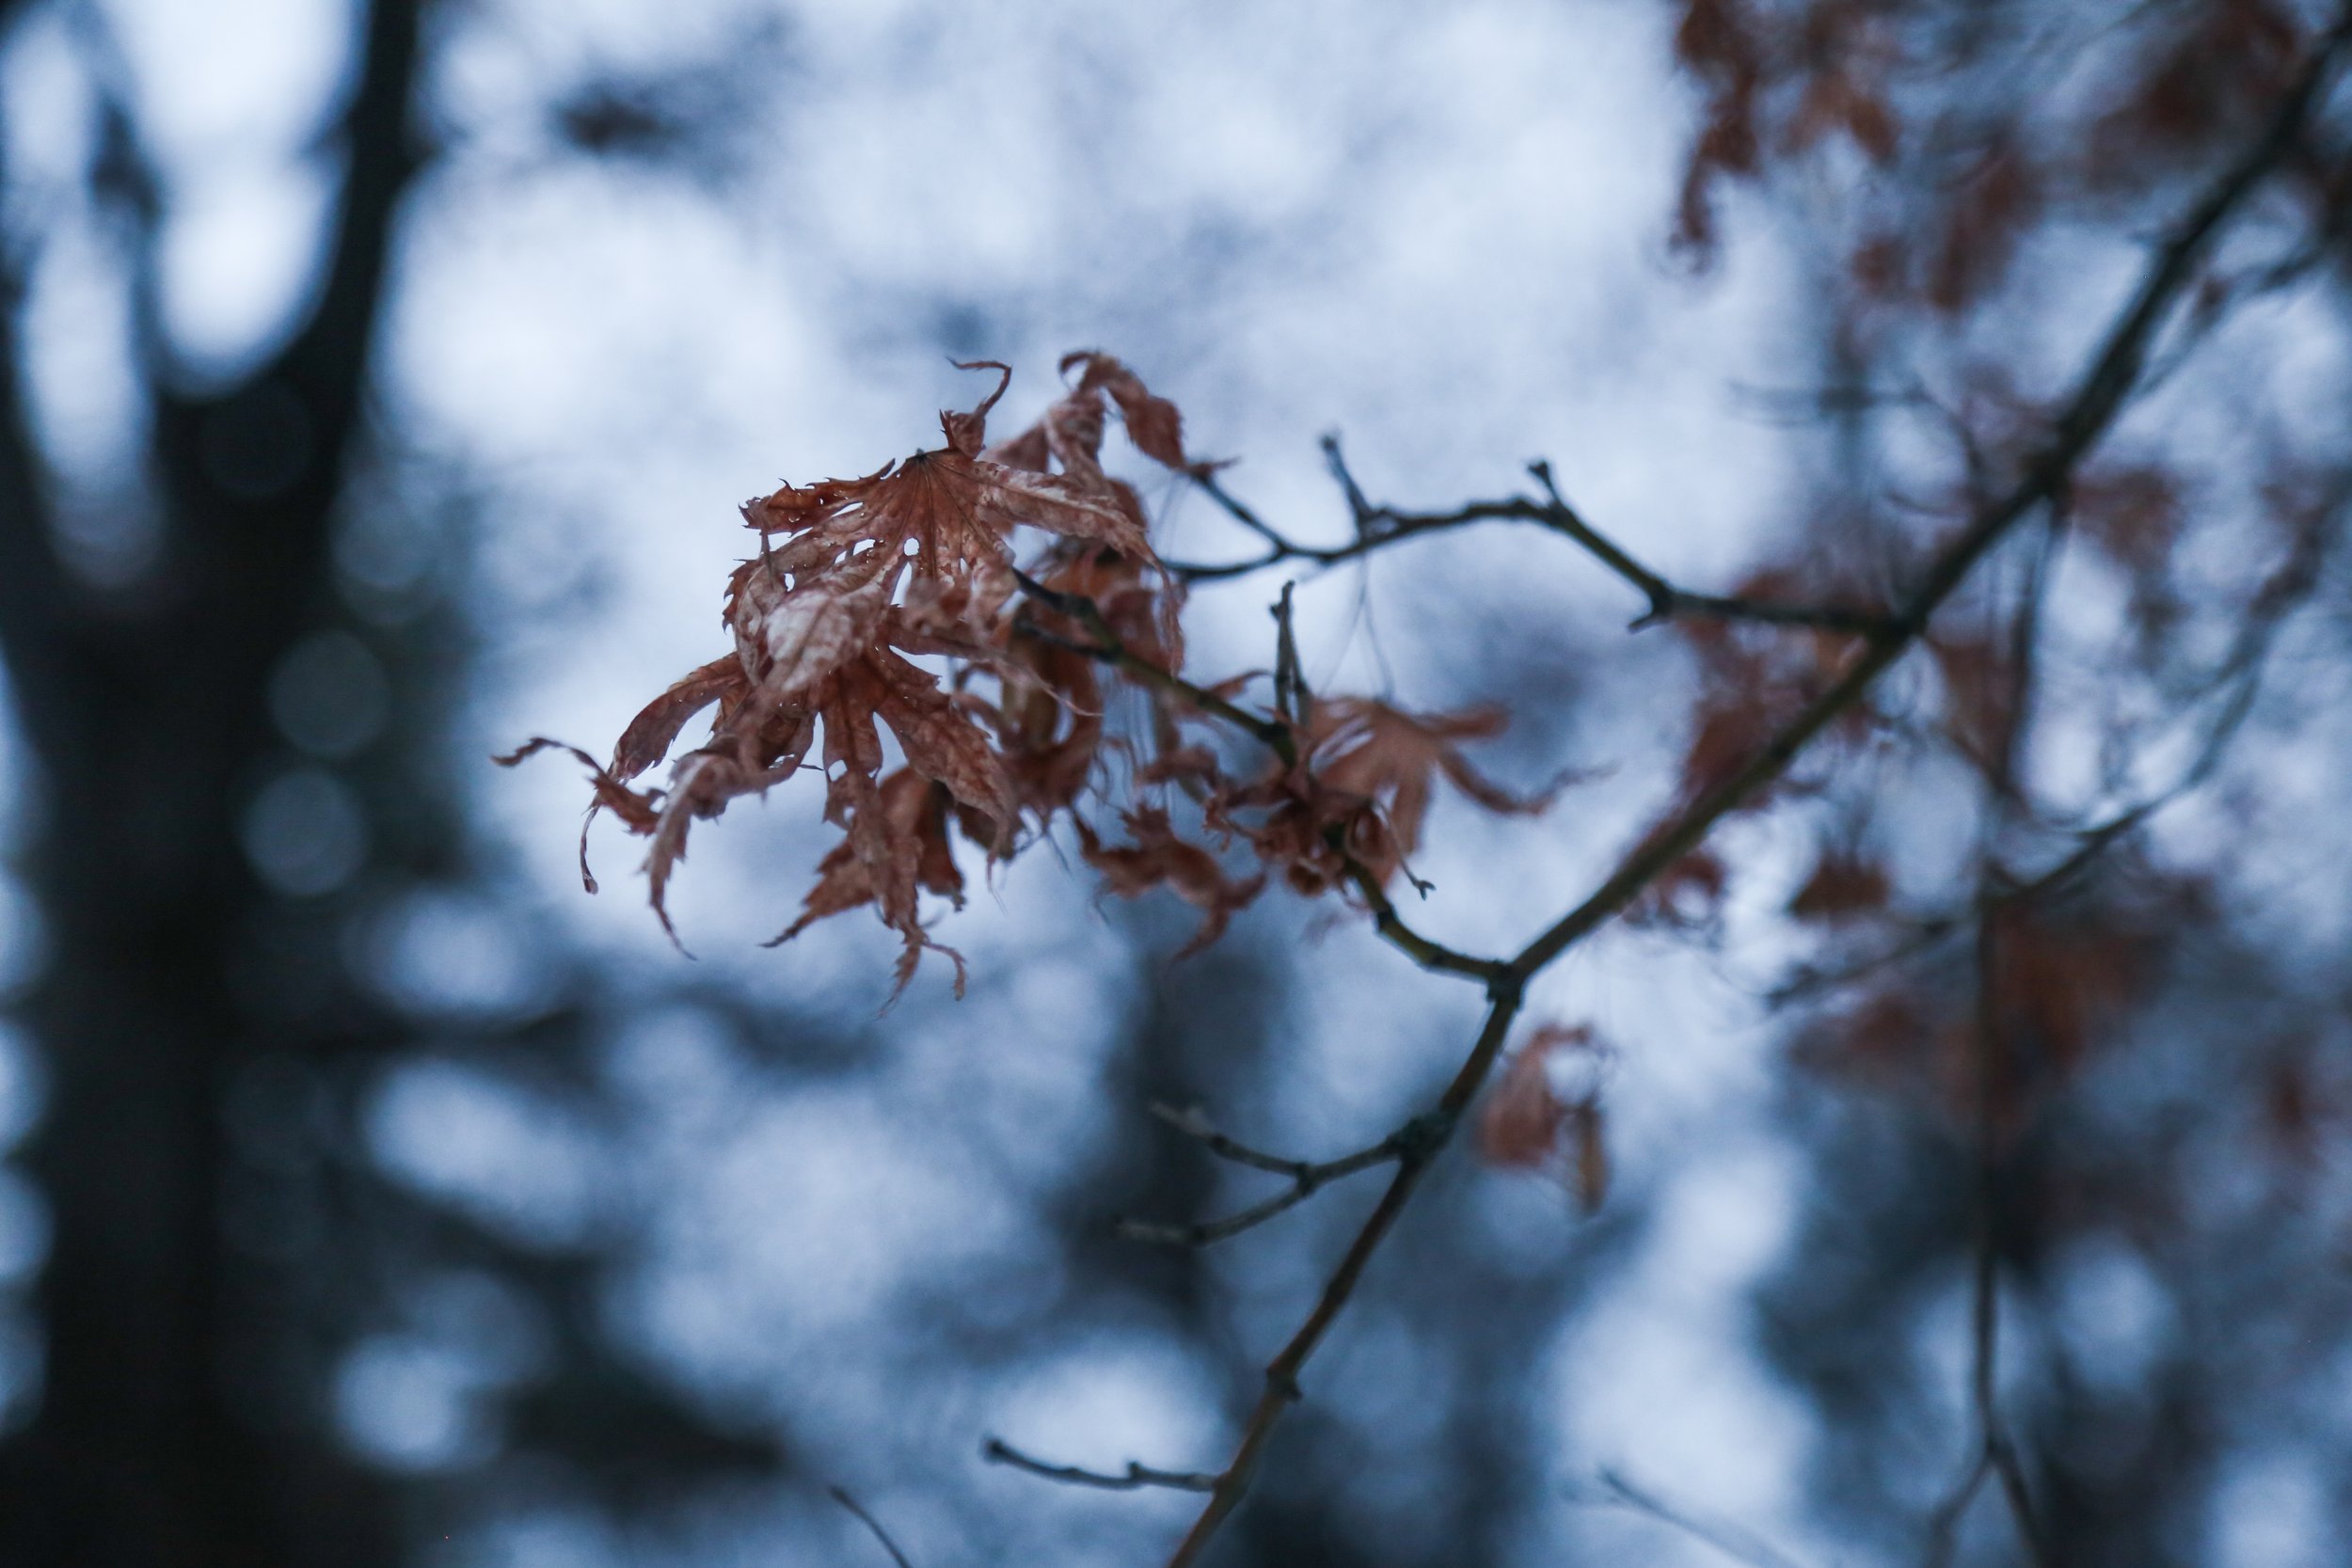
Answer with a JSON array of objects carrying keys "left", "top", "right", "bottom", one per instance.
[
  {"left": 506, "top": 355, "right": 1206, "bottom": 990},
  {"left": 1990, "top": 908, "right": 2153, "bottom": 1070},
  {"left": 1221, "top": 698, "right": 1570, "bottom": 895},
  {"left": 771, "top": 767, "right": 968, "bottom": 992},
  {"left": 1669, "top": 0, "right": 1779, "bottom": 261},
  {"left": 1075, "top": 806, "right": 1265, "bottom": 955},
  {"left": 2087, "top": 0, "right": 2304, "bottom": 187}
]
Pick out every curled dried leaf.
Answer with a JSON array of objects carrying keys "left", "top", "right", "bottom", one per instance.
[
  {"left": 1221, "top": 697, "right": 1573, "bottom": 896},
  {"left": 1075, "top": 806, "right": 1265, "bottom": 955}
]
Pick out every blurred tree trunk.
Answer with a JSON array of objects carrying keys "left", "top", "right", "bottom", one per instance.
[{"left": 0, "top": 1, "right": 426, "bottom": 1561}]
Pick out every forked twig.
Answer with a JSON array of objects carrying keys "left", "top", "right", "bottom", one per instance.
[
  {"left": 1174, "top": 447, "right": 1899, "bottom": 637},
  {"left": 981, "top": 1437, "right": 1219, "bottom": 1493},
  {"left": 1115, "top": 1103, "right": 1443, "bottom": 1246}
]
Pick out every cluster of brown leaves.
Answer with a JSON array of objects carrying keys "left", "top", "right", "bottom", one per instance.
[
  {"left": 503, "top": 354, "right": 1564, "bottom": 993},
  {"left": 1623, "top": 574, "right": 1883, "bottom": 931},
  {"left": 1671, "top": 0, "right": 2333, "bottom": 319},
  {"left": 1672, "top": 0, "right": 1901, "bottom": 259}
]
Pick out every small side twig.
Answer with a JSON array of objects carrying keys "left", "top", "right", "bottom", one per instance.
[
  {"left": 1170, "top": 451, "right": 1899, "bottom": 638},
  {"left": 1271, "top": 579, "right": 1309, "bottom": 727},
  {"left": 1011, "top": 567, "right": 1296, "bottom": 762},
  {"left": 981, "top": 1437, "right": 1219, "bottom": 1493},
  {"left": 1116, "top": 1103, "right": 1441, "bottom": 1246},
  {"left": 1582, "top": 1467, "right": 1817, "bottom": 1568},
  {"left": 829, "top": 1486, "right": 917, "bottom": 1568}
]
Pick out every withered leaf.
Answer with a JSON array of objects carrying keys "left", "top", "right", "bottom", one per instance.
[{"left": 1075, "top": 807, "right": 1265, "bottom": 955}]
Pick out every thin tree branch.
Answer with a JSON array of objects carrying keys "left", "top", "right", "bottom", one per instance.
[
  {"left": 1338, "top": 854, "right": 1509, "bottom": 982},
  {"left": 1508, "top": 14, "right": 2351, "bottom": 988},
  {"left": 1154, "top": 29, "right": 2352, "bottom": 1563},
  {"left": 1115, "top": 1103, "right": 1439, "bottom": 1247},
  {"left": 981, "top": 1438, "right": 1219, "bottom": 1493},
  {"left": 1924, "top": 1449, "right": 1993, "bottom": 1568},
  {"left": 1159, "top": 989, "right": 1523, "bottom": 1564},
  {"left": 1011, "top": 568, "right": 1297, "bottom": 761},
  {"left": 1172, "top": 446, "right": 1899, "bottom": 636},
  {"left": 829, "top": 1485, "right": 917, "bottom": 1568},
  {"left": 1582, "top": 1467, "right": 1818, "bottom": 1568}
]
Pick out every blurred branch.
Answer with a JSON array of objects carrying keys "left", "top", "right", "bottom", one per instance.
[
  {"left": 1154, "top": 27, "right": 2352, "bottom": 1566},
  {"left": 1174, "top": 445, "right": 1901, "bottom": 636},
  {"left": 1114, "top": 1103, "right": 1441, "bottom": 1247},
  {"left": 1928, "top": 916, "right": 2049, "bottom": 1568},
  {"left": 981, "top": 1438, "right": 1218, "bottom": 1493},
  {"left": 830, "top": 1485, "right": 916, "bottom": 1568},
  {"left": 1581, "top": 1467, "right": 1817, "bottom": 1568}
]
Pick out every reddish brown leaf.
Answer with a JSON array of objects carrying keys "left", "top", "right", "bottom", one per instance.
[
  {"left": 1626, "top": 847, "right": 1728, "bottom": 930},
  {"left": 1928, "top": 142, "right": 2042, "bottom": 313},
  {"left": 1789, "top": 849, "right": 1892, "bottom": 923},
  {"left": 2088, "top": 0, "right": 2305, "bottom": 186},
  {"left": 1478, "top": 1024, "right": 1611, "bottom": 1212},
  {"left": 1929, "top": 634, "right": 2014, "bottom": 769},
  {"left": 1075, "top": 807, "right": 1265, "bottom": 955},
  {"left": 771, "top": 768, "right": 966, "bottom": 975},
  {"left": 1992, "top": 911, "right": 2153, "bottom": 1069},
  {"left": 612, "top": 656, "right": 748, "bottom": 781}
]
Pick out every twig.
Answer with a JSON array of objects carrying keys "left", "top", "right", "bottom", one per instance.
[
  {"left": 1011, "top": 568, "right": 1296, "bottom": 762},
  {"left": 1583, "top": 1467, "right": 1817, "bottom": 1568},
  {"left": 1270, "top": 580, "right": 1309, "bottom": 727},
  {"left": 1338, "top": 854, "right": 1510, "bottom": 982},
  {"left": 1115, "top": 1104, "right": 1438, "bottom": 1246},
  {"left": 981, "top": 1437, "right": 1219, "bottom": 1493},
  {"left": 1008, "top": 571, "right": 1508, "bottom": 984},
  {"left": 1924, "top": 1449, "right": 1992, "bottom": 1568},
  {"left": 1170, "top": 453, "right": 1899, "bottom": 638},
  {"left": 829, "top": 1486, "right": 917, "bottom": 1568},
  {"left": 1156, "top": 31, "right": 2352, "bottom": 1564}
]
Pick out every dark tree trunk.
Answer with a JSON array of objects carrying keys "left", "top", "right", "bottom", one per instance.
[{"left": 0, "top": 3, "right": 428, "bottom": 1561}]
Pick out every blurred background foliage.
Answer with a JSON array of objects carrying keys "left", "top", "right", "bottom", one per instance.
[{"left": 3, "top": 2, "right": 2352, "bottom": 1566}]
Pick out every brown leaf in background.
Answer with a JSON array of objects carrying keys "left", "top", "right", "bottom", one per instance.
[
  {"left": 2074, "top": 465, "right": 2185, "bottom": 572},
  {"left": 1929, "top": 141, "right": 2042, "bottom": 312},
  {"left": 1789, "top": 848, "right": 1892, "bottom": 923},
  {"left": 1929, "top": 634, "right": 2013, "bottom": 768},
  {"left": 1478, "top": 1024, "right": 1611, "bottom": 1212}
]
